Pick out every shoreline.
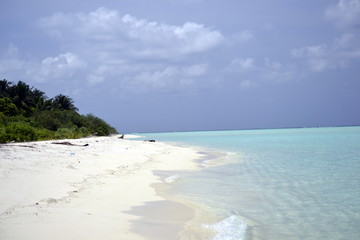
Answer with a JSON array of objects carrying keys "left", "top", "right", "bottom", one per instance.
[{"left": 0, "top": 135, "right": 216, "bottom": 239}]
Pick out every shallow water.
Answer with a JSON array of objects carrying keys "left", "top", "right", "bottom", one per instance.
[{"left": 140, "top": 127, "right": 360, "bottom": 240}]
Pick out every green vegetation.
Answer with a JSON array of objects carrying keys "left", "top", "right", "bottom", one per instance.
[{"left": 0, "top": 79, "right": 117, "bottom": 143}]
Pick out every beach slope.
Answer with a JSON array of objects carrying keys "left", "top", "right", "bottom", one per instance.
[{"left": 0, "top": 135, "right": 203, "bottom": 240}]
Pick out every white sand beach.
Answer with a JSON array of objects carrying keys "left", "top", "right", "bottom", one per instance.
[{"left": 0, "top": 135, "right": 206, "bottom": 240}]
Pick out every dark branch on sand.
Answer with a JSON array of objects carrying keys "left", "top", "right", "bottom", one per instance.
[{"left": 51, "top": 142, "right": 89, "bottom": 147}]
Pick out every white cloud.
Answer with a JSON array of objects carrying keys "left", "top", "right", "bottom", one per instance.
[
  {"left": 292, "top": 48, "right": 330, "bottom": 72},
  {"left": 0, "top": 47, "right": 89, "bottom": 83},
  {"left": 262, "top": 59, "right": 297, "bottom": 82},
  {"left": 38, "top": 8, "right": 122, "bottom": 41},
  {"left": 38, "top": 8, "right": 224, "bottom": 59},
  {"left": 130, "top": 64, "right": 208, "bottom": 89},
  {"left": 291, "top": 39, "right": 359, "bottom": 72},
  {"left": 33, "top": 52, "right": 86, "bottom": 82},
  {"left": 41, "top": 53, "right": 85, "bottom": 69},
  {"left": 325, "top": 0, "right": 360, "bottom": 29},
  {"left": 265, "top": 58, "right": 282, "bottom": 70},
  {"left": 226, "top": 57, "right": 297, "bottom": 86},
  {"left": 121, "top": 15, "right": 223, "bottom": 57},
  {"left": 230, "top": 58, "right": 256, "bottom": 72},
  {"left": 304, "top": 45, "right": 327, "bottom": 58},
  {"left": 288, "top": 0, "right": 360, "bottom": 74},
  {"left": 133, "top": 67, "right": 178, "bottom": 88},
  {"left": 291, "top": 45, "right": 327, "bottom": 58},
  {"left": 291, "top": 44, "right": 331, "bottom": 72},
  {"left": 308, "top": 58, "right": 329, "bottom": 72},
  {"left": 22, "top": 7, "right": 224, "bottom": 93},
  {"left": 324, "top": 0, "right": 360, "bottom": 60}
]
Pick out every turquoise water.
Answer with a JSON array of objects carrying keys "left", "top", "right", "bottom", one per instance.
[{"left": 140, "top": 127, "right": 360, "bottom": 239}]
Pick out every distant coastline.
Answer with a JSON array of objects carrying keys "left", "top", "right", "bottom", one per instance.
[{"left": 134, "top": 124, "right": 360, "bottom": 134}]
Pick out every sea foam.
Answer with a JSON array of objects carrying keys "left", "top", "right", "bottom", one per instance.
[
  {"left": 164, "top": 175, "right": 179, "bottom": 183},
  {"left": 204, "top": 215, "right": 247, "bottom": 240}
]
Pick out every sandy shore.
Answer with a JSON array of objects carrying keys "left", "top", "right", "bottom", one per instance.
[{"left": 0, "top": 135, "right": 207, "bottom": 240}]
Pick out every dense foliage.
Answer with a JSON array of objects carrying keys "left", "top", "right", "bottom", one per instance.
[{"left": 0, "top": 79, "right": 118, "bottom": 143}]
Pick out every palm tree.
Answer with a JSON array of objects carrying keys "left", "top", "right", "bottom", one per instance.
[
  {"left": 7, "top": 81, "right": 35, "bottom": 115},
  {"left": 32, "top": 88, "right": 48, "bottom": 111},
  {"left": 32, "top": 89, "right": 46, "bottom": 102},
  {"left": 0, "top": 79, "right": 11, "bottom": 97},
  {"left": 52, "top": 94, "right": 78, "bottom": 111},
  {"left": 36, "top": 98, "right": 53, "bottom": 111}
]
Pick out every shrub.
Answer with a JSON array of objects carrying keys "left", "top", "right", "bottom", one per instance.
[
  {"left": 32, "top": 110, "right": 83, "bottom": 131},
  {"left": 0, "top": 128, "right": 7, "bottom": 143},
  {"left": 0, "top": 112, "right": 8, "bottom": 126},
  {"left": 82, "top": 114, "right": 117, "bottom": 136},
  {"left": 0, "top": 97, "right": 19, "bottom": 116},
  {"left": 54, "top": 128, "right": 75, "bottom": 139},
  {"left": 73, "top": 126, "right": 91, "bottom": 138},
  {"left": 34, "top": 128, "right": 55, "bottom": 141},
  {"left": 1, "top": 122, "right": 37, "bottom": 143}
]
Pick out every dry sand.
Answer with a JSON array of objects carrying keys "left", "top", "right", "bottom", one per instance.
[{"left": 0, "top": 135, "right": 206, "bottom": 240}]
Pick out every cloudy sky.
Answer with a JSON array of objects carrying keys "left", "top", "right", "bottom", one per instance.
[{"left": 1, "top": 0, "right": 359, "bottom": 133}]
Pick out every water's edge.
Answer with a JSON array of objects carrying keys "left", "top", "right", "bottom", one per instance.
[
  {"left": 134, "top": 127, "right": 360, "bottom": 240},
  {"left": 150, "top": 145, "right": 249, "bottom": 240}
]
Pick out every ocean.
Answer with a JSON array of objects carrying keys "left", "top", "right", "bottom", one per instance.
[{"left": 139, "top": 127, "right": 360, "bottom": 240}]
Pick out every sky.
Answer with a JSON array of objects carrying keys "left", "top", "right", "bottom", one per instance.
[{"left": 1, "top": 0, "right": 359, "bottom": 133}]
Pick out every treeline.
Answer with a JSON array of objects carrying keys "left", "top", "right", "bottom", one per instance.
[{"left": 0, "top": 79, "right": 117, "bottom": 143}]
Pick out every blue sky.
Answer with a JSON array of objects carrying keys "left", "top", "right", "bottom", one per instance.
[{"left": 1, "top": 0, "right": 359, "bottom": 132}]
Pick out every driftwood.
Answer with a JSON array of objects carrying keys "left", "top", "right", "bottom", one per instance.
[
  {"left": 51, "top": 142, "right": 89, "bottom": 147},
  {"left": 0, "top": 144, "right": 35, "bottom": 148},
  {"left": 144, "top": 140, "right": 155, "bottom": 142}
]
